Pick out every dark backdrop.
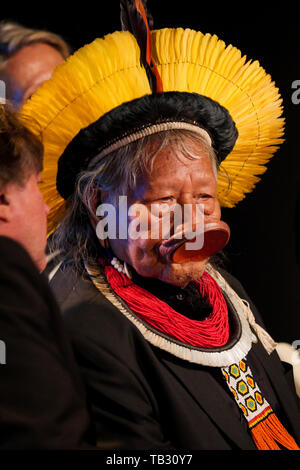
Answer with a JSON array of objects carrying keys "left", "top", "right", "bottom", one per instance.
[{"left": 2, "top": 1, "right": 300, "bottom": 343}]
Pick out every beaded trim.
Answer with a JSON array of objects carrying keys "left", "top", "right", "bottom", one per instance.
[
  {"left": 87, "top": 121, "right": 212, "bottom": 170},
  {"left": 111, "top": 257, "right": 132, "bottom": 279},
  {"left": 222, "top": 359, "right": 276, "bottom": 429},
  {"left": 84, "top": 263, "right": 267, "bottom": 367}
]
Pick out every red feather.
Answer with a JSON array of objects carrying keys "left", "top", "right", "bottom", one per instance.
[{"left": 120, "top": 0, "right": 163, "bottom": 93}]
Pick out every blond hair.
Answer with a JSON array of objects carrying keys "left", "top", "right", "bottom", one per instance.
[{"left": 0, "top": 21, "right": 70, "bottom": 71}]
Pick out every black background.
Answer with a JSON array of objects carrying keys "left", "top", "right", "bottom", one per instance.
[{"left": 2, "top": 1, "right": 300, "bottom": 343}]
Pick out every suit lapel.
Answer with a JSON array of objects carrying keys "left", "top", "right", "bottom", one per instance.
[
  {"left": 159, "top": 339, "right": 300, "bottom": 449},
  {"left": 250, "top": 341, "right": 300, "bottom": 443},
  {"left": 160, "top": 353, "right": 256, "bottom": 449}
]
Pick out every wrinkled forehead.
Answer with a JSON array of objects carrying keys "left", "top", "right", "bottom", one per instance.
[
  {"left": 146, "top": 129, "right": 211, "bottom": 153},
  {"left": 147, "top": 133, "right": 217, "bottom": 181},
  {"left": 130, "top": 141, "right": 217, "bottom": 201},
  {"left": 147, "top": 128, "right": 210, "bottom": 166},
  {"left": 95, "top": 129, "right": 218, "bottom": 205}
]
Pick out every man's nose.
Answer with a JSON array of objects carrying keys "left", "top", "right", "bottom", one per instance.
[
  {"left": 182, "top": 203, "right": 203, "bottom": 234},
  {"left": 179, "top": 194, "right": 207, "bottom": 223}
]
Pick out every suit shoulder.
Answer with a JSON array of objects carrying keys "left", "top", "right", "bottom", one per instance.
[{"left": 50, "top": 264, "right": 144, "bottom": 347}]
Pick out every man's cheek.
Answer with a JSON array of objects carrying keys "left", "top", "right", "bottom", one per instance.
[{"left": 127, "top": 204, "right": 154, "bottom": 242}]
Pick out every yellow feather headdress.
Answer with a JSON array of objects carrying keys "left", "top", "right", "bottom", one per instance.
[{"left": 21, "top": 27, "right": 284, "bottom": 234}]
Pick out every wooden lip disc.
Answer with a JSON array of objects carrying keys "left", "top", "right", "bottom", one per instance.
[{"left": 166, "top": 221, "right": 230, "bottom": 264}]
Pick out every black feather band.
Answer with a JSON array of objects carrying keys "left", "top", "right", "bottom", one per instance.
[{"left": 56, "top": 92, "right": 238, "bottom": 200}]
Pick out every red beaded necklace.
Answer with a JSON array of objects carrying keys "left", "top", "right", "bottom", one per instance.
[{"left": 103, "top": 262, "right": 229, "bottom": 349}]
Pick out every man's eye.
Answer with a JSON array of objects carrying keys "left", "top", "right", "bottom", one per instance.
[
  {"left": 150, "top": 200, "right": 173, "bottom": 217},
  {"left": 158, "top": 196, "right": 174, "bottom": 202}
]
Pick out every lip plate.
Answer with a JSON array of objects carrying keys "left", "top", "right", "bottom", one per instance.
[{"left": 169, "top": 221, "right": 230, "bottom": 264}]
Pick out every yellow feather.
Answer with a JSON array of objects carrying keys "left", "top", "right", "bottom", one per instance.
[{"left": 20, "top": 28, "right": 284, "bottom": 233}]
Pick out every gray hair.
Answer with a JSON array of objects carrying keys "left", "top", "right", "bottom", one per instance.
[
  {"left": 51, "top": 129, "right": 226, "bottom": 273},
  {"left": 0, "top": 21, "right": 70, "bottom": 71}
]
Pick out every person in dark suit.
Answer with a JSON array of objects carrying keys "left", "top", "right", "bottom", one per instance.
[
  {"left": 0, "top": 104, "right": 91, "bottom": 449},
  {"left": 20, "top": 1, "right": 300, "bottom": 451}
]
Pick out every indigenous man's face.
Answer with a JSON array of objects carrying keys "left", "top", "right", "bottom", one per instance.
[
  {"left": 106, "top": 140, "right": 222, "bottom": 287},
  {"left": 3, "top": 43, "right": 64, "bottom": 109}
]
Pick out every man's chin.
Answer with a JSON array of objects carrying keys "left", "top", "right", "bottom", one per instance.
[
  {"left": 129, "top": 255, "right": 209, "bottom": 287},
  {"left": 157, "top": 259, "right": 209, "bottom": 287}
]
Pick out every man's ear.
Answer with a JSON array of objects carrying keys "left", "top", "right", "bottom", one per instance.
[
  {"left": 89, "top": 188, "right": 108, "bottom": 227},
  {"left": 89, "top": 188, "right": 109, "bottom": 249},
  {"left": 0, "top": 190, "right": 11, "bottom": 222}
]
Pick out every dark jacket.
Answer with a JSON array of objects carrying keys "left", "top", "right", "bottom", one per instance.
[
  {"left": 50, "top": 263, "right": 300, "bottom": 450},
  {"left": 0, "top": 236, "right": 91, "bottom": 449}
]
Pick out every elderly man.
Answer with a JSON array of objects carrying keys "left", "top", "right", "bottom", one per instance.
[
  {"left": 0, "top": 21, "right": 69, "bottom": 108},
  {"left": 0, "top": 104, "right": 91, "bottom": 449},
  {"left": 22, "top": 1, "right": 300, "bottom": 450}
]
